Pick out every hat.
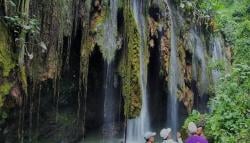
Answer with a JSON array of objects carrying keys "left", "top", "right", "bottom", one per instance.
[
  {"left": 144, "top": 131, "right": 156, "bottom": 140},
  {"left": 160, "top": 128, "right": 171, "bottom": 139},
  {"left": 188, "top": 122, "right": 197, "bottom": 133}
]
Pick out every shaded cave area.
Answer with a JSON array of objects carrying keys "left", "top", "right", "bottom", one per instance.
[
  {"left": 147, "top": 36, "right": 167, "bottom": 129},
  {"left": 2, "top": 24, "right": 82, "bottom": 142},
  {"left": 80, "top": 45, "right": 125, "bottom": 138},
  {"left": 147, "top": 36, "right": 189, "bottom": 131},
  {"left": 85, "top": 46, "right": 105, "bottom": 131}
]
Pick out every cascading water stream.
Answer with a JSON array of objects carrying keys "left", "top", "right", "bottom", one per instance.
[
  {"left": 165, "top": 0, "right": 181, "bottom": 138},
  {"left": 187, "top": 29, "right": 209, "bottom": 112},
  {"left": 126, "top": 0, "right": 150, "bottom": 142},
  {"left": 211, "top": 37, "right": 225, "bottom": 82},
  {"left": 189, "top": 30, "right": 208, "bottom": 96},
  {"left": 102, "top": 0, "right": 118, "bottom": 62},
  {"left": 101, "top": 0, "right": 118, "bottom": 141},
  {"left": 103, "top": 62, "right": 116, "bottom": 139}
]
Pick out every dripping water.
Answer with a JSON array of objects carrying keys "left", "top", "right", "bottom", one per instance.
[
  {"left": 126, "top": 0, "right": 150, "bottom": 142},
  {"left": 102, "top": 0, "right": 118, "bottom": 62},
  {"left": 211, "top": 36, "right": 225, "bottom": 82},
  {"left": 187, "top": 29, "right": 209, "bottom": 112},
  {"left": 189, "top": 30, "right": 208, "bottom": 96},
  {"left": 101, "top": 0, "right": 118, "bottom": 142},
  {"left": 165, "top": 0, "right": 181, "bottom": 138},
  {"left": 102, "top": 62, "right": 116, "bottom": 141}
]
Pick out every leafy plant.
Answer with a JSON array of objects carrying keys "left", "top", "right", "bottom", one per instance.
[{"left": 4, "top": 15, "right": 40, "bottom": 36}]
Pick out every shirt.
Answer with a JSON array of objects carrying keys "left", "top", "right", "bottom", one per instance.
[{"left": 185, "top": 135, "right": 208, "bottom": 143}]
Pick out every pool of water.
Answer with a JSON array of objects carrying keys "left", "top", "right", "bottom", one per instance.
[
  {"left": 82, "top": 125, "right": 174, "bottom": 143},
  {"left": 83, "top": 131, "right": 164, "bottom": 143},
  {"left": 83, "top": 133, "right": 124, "bottom": 143}
]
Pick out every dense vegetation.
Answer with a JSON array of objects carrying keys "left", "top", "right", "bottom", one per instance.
[{"left": 184, "top": 0, "right": 250, "bottom": 142}]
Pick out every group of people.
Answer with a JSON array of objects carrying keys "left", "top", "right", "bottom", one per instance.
[{"left": 144, "top": 122, "right": 208, "bottom": 143}]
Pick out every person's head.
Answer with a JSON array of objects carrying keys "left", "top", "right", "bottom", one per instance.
[
  {"left": 144, "top": 131, "right": 156, "bottom": 142},
  {"left": 160, "top": 128, "right": 172, "bottom": 140},
  {"left": 188, "top": 122, "right": 197, "bottom": 135},
  {"left": 196, "top": 122, "right": 205, "bottom": 136},
  {"left": 197, "top": 127, "right": 203, "bottom": 136}
]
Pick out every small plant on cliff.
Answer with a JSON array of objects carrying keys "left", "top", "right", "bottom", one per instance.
[{"left": 4, "top": 14, "right": 40, "bottom": 36}]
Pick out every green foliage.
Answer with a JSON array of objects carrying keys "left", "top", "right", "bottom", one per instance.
[
  {"left": 177, "top": 0, "right": 213, "bottom": 26},
  {"left": 205, "top": 64, "right": 250, "bottom": 143},
  {"left": 208, "top": 59, "right": 225, "bottom": 71},
  {"left": 4, "top": 15, "right": 40, "bottom": 35},
  {"left": 184, "top": 1, "right": 250, "bottom": 142},
  {"left": 183, "top": 110, "right": 204, "bottom": 129}
]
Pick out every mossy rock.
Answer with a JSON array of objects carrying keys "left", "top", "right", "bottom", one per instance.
[
  {"left": 118, "top": 5, "right": 142, "bottom": 118},
  {"left": 0, "top": 82, "right": 12, "bottom": 108},
  {"left": 0, "top": 21, "right": 15, "bottom": 77}
]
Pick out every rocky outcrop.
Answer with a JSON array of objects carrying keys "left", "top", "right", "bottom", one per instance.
[{"left": 0, "top": 21, "right": 21, "bottom": 124}]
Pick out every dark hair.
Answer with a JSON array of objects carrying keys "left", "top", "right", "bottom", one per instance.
[
  {"left": 197, "top": 123, "right": 205, "bottom": 128},
  {"left": 197, "top": 120, "right": 206, "bottom": 128}
]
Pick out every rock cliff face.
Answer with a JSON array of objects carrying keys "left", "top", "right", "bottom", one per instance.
[{"left": 0, "top": 0, "right": 228, "bottom": 142}]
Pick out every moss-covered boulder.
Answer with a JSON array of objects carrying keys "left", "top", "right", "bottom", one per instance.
[
  {"left": 119, "top": 5, "right": 141, "bottom": 119},
  {"left": 0, "top": 21, "right": 15, "bottom": 77},
  {"left": 0, "top": 21, "right": 16, "bottom": 122}
]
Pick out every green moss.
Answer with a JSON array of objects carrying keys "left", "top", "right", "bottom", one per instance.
[
  {"left": 0, "top": 21, "right": 15, "bottom": 125},
  {"left": 20, "top": 65, "right": 27, "bottom": 94},
  {"left": 118, "top": 5, "right": 142, "bottom": 118},
  {"left": 92, "top": 10, "right": 107, "bottom": 31},
  {"left": 58, "top": 0, "right": 74, "bottom": 36},
  {"left": 0, "top": 82, "right": 12, "bottom": 108},
  {"left": 0, "top": 21, "right": 15, "bottom": 77},
  {"left": 95, "top": 2, "right": 118, "bottom": 62}
]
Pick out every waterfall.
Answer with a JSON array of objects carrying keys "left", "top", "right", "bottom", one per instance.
[
  {"left": 165, "top": 0, "right": 181, "bottom": 138},
  {"left": 102, "top": 0, "right": 118, "bottom": 141},
  {"left": 189, "top": 30, "right": 208, "bottom": 96},
  {"left": 186, "top": 29, "right": 209, "bottom": 112},
  {"left": 102, "top": 0, "right": 118, "bottom": 62},
  {"left": 126, "top": 0, "right": 150, "bottom": 142},
  {"left": 211, "top": 37, "right": 225, "bottom": 82},
  {"left": 103, "top": 62, "right": 116, "bottom": 139}
]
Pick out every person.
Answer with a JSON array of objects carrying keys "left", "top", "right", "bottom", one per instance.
[
  {"left": 185, "top": 122, "right": 208, "bottom": 143},
  {"left": 196, "top": 123, "right": 206, "bottom": 138},
  {"left": 160, "top": 128, "right": 183, "bottom": 143},
  {"left": 144, "top": 131, "right": 156, "bottom": 143}
]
